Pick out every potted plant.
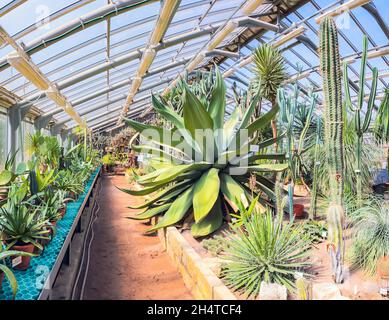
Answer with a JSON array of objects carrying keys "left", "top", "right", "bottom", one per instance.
[
  {"left": 0, "top": 191, "right": 50, "bottom": 270},
  {"left": 102, "top": 154, "right": 114, "bottom": 173},
  {"left": 0, "top": 245, "right": 35, "bottom": 298}
]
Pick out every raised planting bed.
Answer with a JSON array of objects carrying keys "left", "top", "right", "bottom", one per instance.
[
  {"left": 151, "top": 220, "right": 236, "bottom": 300},
  {"left": 0, "top": 167, "right": 101, "bottom": 300}
]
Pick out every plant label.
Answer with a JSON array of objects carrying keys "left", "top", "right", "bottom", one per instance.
[
  {"left": 322, "top": 231, "right": 327, "bottom": 238},
  {"left": 12, "top": 256, "right": 22, "bottom": 268},
  {"left": 250, "top": 145, "right": 259, "bottom": 152}
]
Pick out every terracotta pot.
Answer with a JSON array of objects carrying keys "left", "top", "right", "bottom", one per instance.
[
  {"left": 293, "top": 204, "right": 305, "bottom": 218},
  {"left": 59, "top": 206, "right": 67, "bottom": 218},
  {"left": 10, "top": 243, "right": 35, "bottom": 270},
  {"left": 377, "top": 256, "right": 389, "bottom": 280}
]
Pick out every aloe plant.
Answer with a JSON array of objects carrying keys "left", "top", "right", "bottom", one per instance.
[
  {"left": 344, "top": 35, "right": 378, "bottom": 204},
  {"left": 121, "top": 68, "right": 287, "bottom": 237},
  {"left": 0, "top": 185, "right": 50, "bottom": 250}
]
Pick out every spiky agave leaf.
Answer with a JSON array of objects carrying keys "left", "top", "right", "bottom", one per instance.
[{"left": 120, "top": 68, "right": 288, "bottom": 237}]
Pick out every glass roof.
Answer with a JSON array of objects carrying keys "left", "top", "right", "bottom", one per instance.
[{"left": 0, "top": 0, "right": 388, "bottom": 133}]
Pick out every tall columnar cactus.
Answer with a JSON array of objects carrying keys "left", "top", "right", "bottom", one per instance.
[
  {"left": 319, "top": 17, "right": 345, "bottom": 283},
  {"left": 344, "top": 35, "right": 378, "bottom": 205},
  {"left": 309, "top": 117, "right": 322, "bottom": 220}
]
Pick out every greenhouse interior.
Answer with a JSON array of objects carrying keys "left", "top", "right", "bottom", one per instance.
[{"left": 0, "top": 0, "right": 388, "bottom": 304}]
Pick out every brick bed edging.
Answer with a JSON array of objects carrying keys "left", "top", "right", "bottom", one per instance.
[{"left": 151, "top": 220, "right": 236, "bottom": 300}]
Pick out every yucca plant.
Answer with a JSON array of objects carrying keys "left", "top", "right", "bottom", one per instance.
[
  {"left": 121, "top": 68, "right": 288, "bottom": 237},
  {"left": 349, "top": 198, "right": 389, "bottom": 275},
  {"left": 221, "top": 209, "right": 312, "bottom": 298},
  {"left": 252, "top": 44, "right": 287, "bottom": 140}
]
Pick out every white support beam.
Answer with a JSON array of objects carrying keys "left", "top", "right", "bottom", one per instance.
[
  {"left": 117, "top": 0, "right": 181, "bottom": 125},
  {"left": 0, "top": 26, "right": 88, "bottom": 131},
  {"left": 162, "top": 0, "right": 266, "bottom": 96}
]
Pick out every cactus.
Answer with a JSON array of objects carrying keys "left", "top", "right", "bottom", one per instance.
[
  {"left": 344, "top": 35, "right": 378, "bottom": 205},
  {"left": 319, "top": 17, "right": 345, "bottom": 283},
  {"left": 278, "top": 85, "right": 317, "bottom": 222},
  {"left": 309, "top": 117, "right": 322, "bottom": 220},
  {"left": 296, "top": 277, "right": 312, "bottom": 300}
]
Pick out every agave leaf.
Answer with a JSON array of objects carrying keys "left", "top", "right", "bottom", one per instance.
[
  {"left": 127, "top": 181, "right": 191, "bottom": 209},
  {"left": 191, "top": 196, "right": 223, "bottom": 238},
  {"left": 220, "top": 173, "right": 248, "bottom": 208},
  {"left": 147, "top": 186, "right": 194, "bottom": 232},
  {"left": 245, "top": 104, "right": 280, "bottom": 136},
  {"left": 240, "top": 93, "right": 260, "bottom": 129},
  {"left": 0, "top": 264, "right": 18, "bottom": 298},
  {"left": 132, "top": 142, "right": 191, "bottom": 163},
  {"left": 147, "top": 163, "right": 210, "bottom": 187},
  {"left": 208, "top": 67, "right": 226, "bottom": 129},
  {"left": 248, "top": 153, "right": 286, "bottom": 163},
  {"left": 151, "top": 95, "right": 184, "bottom": 128},
  {"left": 193, "top": 168, "right": 220, "bottom": 222},
  {"left": 182, "top": 82, "right": 214, "bottom": 137},
  {"left": 220, "top": 106, "right": 240, "bottom": 151},
  {"left": 240, "top": 163, "right": 288, "bottom": 172},
  {"left": 257, "top": 132, "right": 285, "bottom": 150},
  {"left": 127, "top": 204, "right": 171, "bottom": 220}
]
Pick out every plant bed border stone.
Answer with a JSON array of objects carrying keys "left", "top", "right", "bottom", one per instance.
[{"left": 151, "top": 219, "right": 236, "bottom": 300}]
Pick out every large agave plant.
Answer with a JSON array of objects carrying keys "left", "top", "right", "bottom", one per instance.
[{"left": 120, "top": 68, "right": 288, "bottom": 237}]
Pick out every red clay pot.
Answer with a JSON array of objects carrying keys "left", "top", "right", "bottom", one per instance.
[
  {"left": 10, "top": 243, "right": 35, "bottom": 270},
  {"left": 293, "top": 204, "right": 305, "bottom": 218}
]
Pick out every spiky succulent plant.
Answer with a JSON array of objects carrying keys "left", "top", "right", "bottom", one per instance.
[{"left": 120, "top": 68, "right": 287, "bottom": 237}]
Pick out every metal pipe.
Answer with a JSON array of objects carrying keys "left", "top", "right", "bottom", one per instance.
[
  {"left": 205, "top": 49, "right": 240, "bottom": 59},
  {"left": 0, "top": 0, "right": 27, "bottom": 17}
]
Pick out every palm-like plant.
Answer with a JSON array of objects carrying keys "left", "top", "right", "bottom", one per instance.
[
  {"left": 121, "top": 68, "right": 287, "bottom": 237},
  {"left": 349, "top": 198, "right": 389, "bottom": 275},
  {"left": 252, "top": 44, "right": 286, "bottom": 139},
  {"left": 221, "top": 209, "right": 312, "bottom": 298}
]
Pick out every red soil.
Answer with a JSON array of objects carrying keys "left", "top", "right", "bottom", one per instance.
[{"left": 82, "top": 175, "right": 192, "bottom": 300}]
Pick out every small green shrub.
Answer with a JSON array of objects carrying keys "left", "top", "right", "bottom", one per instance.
[{"left": 349, "top": 198, "right": 389, "bottom": 275}]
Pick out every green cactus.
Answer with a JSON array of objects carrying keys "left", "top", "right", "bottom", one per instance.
[
  {"left": 309, "top": 117, "right": 321, "bottom": 220},
  {"left": 344, "top": 35, "right": 378, "bottom": 205},
  {"left": 319, "top": 17, "right": 345, "bottom": 283}
]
